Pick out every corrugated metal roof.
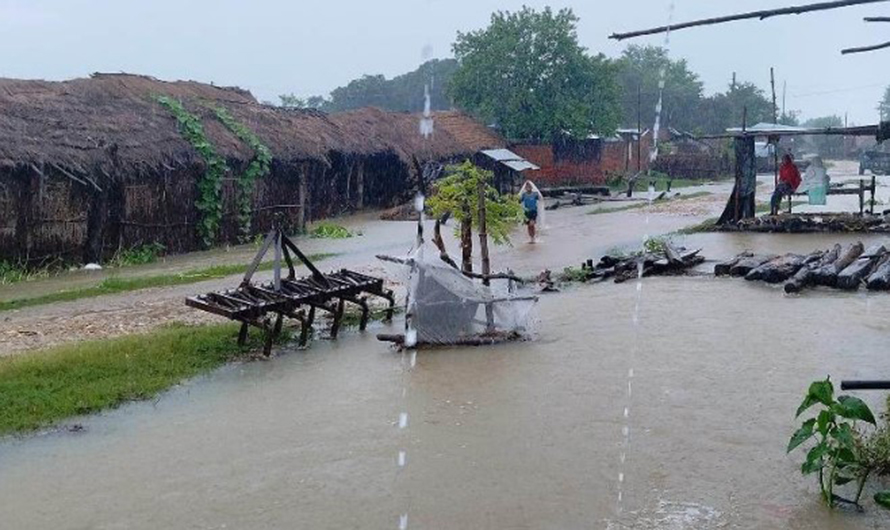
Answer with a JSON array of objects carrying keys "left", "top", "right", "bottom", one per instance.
[
  {"left": 480, "top": 148, "right": 540, "bottom": 171},
  {"left": 503, "top": 160, "right": 539, "bottom": 172}
]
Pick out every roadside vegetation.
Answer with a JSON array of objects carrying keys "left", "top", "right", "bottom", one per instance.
[
  {"left": 587, "top": 191, "right": 713, "bottom": 216},
  {"left": 788, "top": 378, "right": 890, "bottom": 512},
  {"left": 0, "top": 323, "right": 262, "bottom": 435},
  {"left": 309, "top": 222, "right": 354, "bottom": 239},
  {"left": 0, "top": 253, "right": 335, "bottom": 313}
]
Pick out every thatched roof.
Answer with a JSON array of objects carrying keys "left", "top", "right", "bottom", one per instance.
[
  {"left": 329, "top": 107, "right": 505, "bottom": 163},
  {"left": 0, "top": 73, "right": 503, "bottom": 177}
]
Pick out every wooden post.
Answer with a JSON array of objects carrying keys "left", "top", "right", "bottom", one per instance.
[
  {"left": 477, "top": 179, "right": 491, "bottom": 286},
  {"left": 477, "top": 178, "right": 495, "bottom": 331},
  {"left": 297, "top": 164, "right": 308, "bottom": 233},
  {"left": 637, "top": 84, "right": 642, "bottom": 173},
  {"left": 356, "top": 162, "right": 364, "bottom": 210},
  {"left": 460, "top": 199, "right": 473, "bottom": 274}
]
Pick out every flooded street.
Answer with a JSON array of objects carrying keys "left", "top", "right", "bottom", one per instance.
[
  {"left": 2, "top": 276, "right": 890, "bottom": 529},
  {"left": 3, "top": 178, "right": 890, "bottom": 528}
]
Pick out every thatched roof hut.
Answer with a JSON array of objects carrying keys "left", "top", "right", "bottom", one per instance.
[{"left": 0, "top": 73, "right": 504, "bottom": 263}]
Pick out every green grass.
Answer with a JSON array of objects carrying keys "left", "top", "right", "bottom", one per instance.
[
  {"left": 587, "top": 191, "right": 713, "bottom": 215},
  {"left": 0, "top": 322, "right": 264, "bottom": 435},
  {"left": 754, "top": 201, "right": 807, "bottom": 214},
  {"left": 608, "top": 175, "right": 731, "bottom": 193},
  {"left": 675, "top": 217, "right": 720, "bottom": 234},
  {"left": 309, "top": 222, "right": 353, "bottom": 239},
  {"left": 0, "top": 253, "right": 336, "bottom": 313}
]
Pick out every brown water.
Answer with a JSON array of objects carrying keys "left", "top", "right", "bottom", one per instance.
[
  {"left": 3, "top": 173, "right": 890, "bottom": 528},
  {"left": 3, "top": 251, "right": 890, "bottom": 527}
]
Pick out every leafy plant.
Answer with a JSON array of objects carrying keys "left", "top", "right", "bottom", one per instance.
[
  {"left": 309, "top": 222, "right": 353, "bottom": 239},
  {"left": 788, "top": 377, "right": 877, "bottom": 508},
  {"left": 426, "top": 160, "right": 523, "bottom": 245},
  {"left": 558, "top": 266, "right": 590, "bottom": 283},
  {"left": 0, "top": 261, "right": 51, "bottom": 285},
  {"left": 156, "top": 95, "right": 228, "bottom": 248},
  {"left": 208, "top": 104, "right": 272, "bottom": 241},
  {"left": 107, "top": 243, "right": 166, "bottom": 267}
]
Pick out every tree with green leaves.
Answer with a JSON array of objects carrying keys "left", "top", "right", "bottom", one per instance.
[
  {"left": 614, "top": 45, "right": 704, "bottom": 132},
  {"left": 426, "top": 161, "right": 522, "bottom": 273},
  {"left": 697, "top": 81, "right": 774, "bottom": 134},
  {"left": 803, "top": 115, "right": 845, "bottom": 158},
  {"left": 449, "top": 6, "right": 619, "bottom": 141}
]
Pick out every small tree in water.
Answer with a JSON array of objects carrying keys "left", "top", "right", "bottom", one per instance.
[{"left": 426, "top": 161, "right": 522, "bottom": 273}]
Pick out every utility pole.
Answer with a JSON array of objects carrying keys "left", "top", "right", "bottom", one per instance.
[
  {"left": 769, "top": 66, "right": 779, "bottom": 187},
  {"left": 637, "top": 83, "right": 642, "bottom": 173},
  {"left": 782, "top": 81, "right": 787, "bottom": 119},
  {"left": 732, "top": 72, "right": 737, "bottom": 91}
]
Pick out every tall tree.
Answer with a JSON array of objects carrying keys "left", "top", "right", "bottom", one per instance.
[
  {"left": 879, "top": 86, "right": 890, "bottom": 121},
  {"left": 614, "top": 45, "right": 704, "bottom": 132},
  {"left": 698, "top": 81, "right": 774, "bottom": 134},
  {"left": 803, "top": 115, "right": 845, "bottom": 157},
  {"left": 282, "top": 59, "right": 459, "bottom": 113},
  {"left": 449, "top": 6, "right": 619, "bottom": 141}
]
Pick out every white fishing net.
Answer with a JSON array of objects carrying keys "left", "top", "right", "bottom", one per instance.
[{"left": 388, "top": 246, "right": 537, "bottom": 347}]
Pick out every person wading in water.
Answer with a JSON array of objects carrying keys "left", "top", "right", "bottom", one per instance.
[{"left": 520, "top": 180, "right": 544, "bottom": 243}]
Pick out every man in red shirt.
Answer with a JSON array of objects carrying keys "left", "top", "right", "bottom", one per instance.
[{"left": 771, "top": 154, "right": 802, "bottom": 215}]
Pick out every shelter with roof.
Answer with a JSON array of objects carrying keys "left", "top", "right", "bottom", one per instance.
[{"left": 0, "top": 74, "right": 505, "bottom": 263}]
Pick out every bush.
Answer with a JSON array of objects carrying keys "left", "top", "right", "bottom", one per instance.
[{"left": 309, "top": 222, "right": 353, "bottom": 239}]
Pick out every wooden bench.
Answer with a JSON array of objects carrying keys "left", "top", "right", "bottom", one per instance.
[{"left": 788, "top": 176, "right": 876, "bottom": 215}]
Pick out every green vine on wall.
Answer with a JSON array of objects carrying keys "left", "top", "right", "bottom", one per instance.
[
  {"left": 209, "top": 104, "right": 272, "bottom": 241},
  {"left": 155, "top": 95, "right": 228, "bottom": 248}
]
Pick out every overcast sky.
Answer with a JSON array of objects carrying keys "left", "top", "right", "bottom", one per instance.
[{"left": 1, "top": 0, "right": 888, "bottom": 124}]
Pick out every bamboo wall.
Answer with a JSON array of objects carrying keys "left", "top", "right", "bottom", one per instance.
[{"left": 0, "top": 152, "right": 417, "bottom": 264}]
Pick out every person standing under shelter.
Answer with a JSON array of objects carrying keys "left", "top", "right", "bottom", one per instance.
[
  {"left": 519, "top": 180, "right": 544, "bottom": 243},
  {"left": 771, "top": 154, "right": 802, "bottom": 215}
]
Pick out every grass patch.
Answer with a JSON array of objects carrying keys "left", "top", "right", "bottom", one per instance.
[
  {"left": 754, "top": 201, "right": 808, "bottom": 214},
  {"left": 587, "top": 191, "right": 713, "bottom": 215},
  {"left": 608, "top": 175, "right": 731, "bottom": 194},
  {"left": 675, "top": 217, "right": 720, "bottom": 234},
  {"left": 0, "top": 253, "right": 337, "bottom": 313},
  {"left": 0, "top": 260, "right": 61, "bottom": 286},
  {"left": 309, "top": 222, "right": 353, "bottom": 239},
  {"left": 106, "top": 243, "right": 166, "bottom": 267},
  {"left": 0, "top": 322, "right": 269, "bottom": 435}
]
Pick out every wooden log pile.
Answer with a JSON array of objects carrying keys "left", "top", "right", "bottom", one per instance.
[
  {"left": 722, "top": 213, "right": 890, "bottom": 234},
  {"left": 570, "top": 243, "right": 705, "bottom": 284},
  {"left": 716, "top": 240, "right": 890, "bottom": 293}
]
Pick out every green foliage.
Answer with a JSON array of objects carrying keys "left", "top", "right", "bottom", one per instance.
[
  {"left": 0, "top": 261, "right": 51, "bottom": 285},
  {"left": 278, "top": 59, "right": 457, "bottom": 113},
  {"left": 0, "top": 254, "right": 336, "bottom": 313},
  {"left": 278, "top": 94, "right": 327, "bottom": 109},
  {"left": 156, "top": 96, "right": 228, "bottom": 248},
  {"left": 426, "top": 160, "right": 523, "bottom": 245},
  {"left": 803, "top": 115, "right": 846, "bottom": 158},
  {"left": 107, "top": 243, "right": 166, "bottom": 267},
  {"left": 696, "top": 81, "right": 774, "bottom": 135},
  {"left": 788, "top": 377, "right": 877, "bottom": 509},
  {"left": 309, "top": 222, "right": 353, "bottom": 239},
  {"left": 615, "top": 45, "right": 704, "bottom": 132},
  {"left": 450, "top": 7, "right": 619, "bottom": 141},
  {"left": 209, "top": 104, "right": 273, "bottom": 241},
  {"left": 558, "top": 266, "right": 591, "bottom": 283},
  {"left": 0, "top": 323, "right": 259, "bottom": 434}
]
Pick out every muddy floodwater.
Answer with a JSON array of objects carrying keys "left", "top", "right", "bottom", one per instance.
[{"left": 3, "top": 177, "right": 890, "bottom": 528}]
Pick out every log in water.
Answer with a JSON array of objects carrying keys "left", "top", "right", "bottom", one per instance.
[
  {"left": 837, "top": 244, "right": 886, "bottom": 290},
  {"left": 811, "top": 242, "right": 864, "bottom": 287}
]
